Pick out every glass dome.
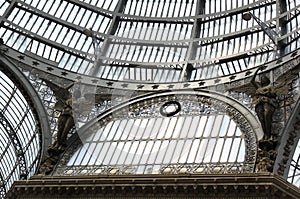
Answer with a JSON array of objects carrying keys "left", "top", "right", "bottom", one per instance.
[
  {"left": 0, "top": 0, "right": 290, "bottom": 84},
  {"left": 1, "top": 0, "right": 300, "bottom": 198}
]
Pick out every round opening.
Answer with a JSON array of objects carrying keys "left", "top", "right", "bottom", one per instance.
[{"left": 160, "top": 101, "right": 181, "bottom": 117}]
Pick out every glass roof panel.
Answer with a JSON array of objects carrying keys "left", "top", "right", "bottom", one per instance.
[
  {"left": 288, "top": 139, "right": 300, "bottom": 187},
  {"left": 66, "top": 114, "right": 246, "bottom": 174},
  {"left": 0, "top": 70, "right": 41, "bottom": 198},
  {"left": 123, "top": 0, "right": 197, "bottom": 17},
  {"left": 1, "top": 0, "right": 294, "bottom": 83}
]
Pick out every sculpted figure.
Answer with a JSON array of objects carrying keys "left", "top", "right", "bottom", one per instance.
[
  {"left": 229, "top": 66, "right": 298, "bottom": 139},
  {"left": 42, "top": 79, "right": 115, "bottom": 153},
  {"left": 42, "top": 79, "right": 75, "bottom": 153},
  {"left": 251, "top": 68, "right": 277, "bottom": 139},
  {"left": 38, "top": 79, "right": 115, "bottom": 175}
]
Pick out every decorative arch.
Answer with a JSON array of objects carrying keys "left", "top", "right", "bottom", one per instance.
[{"left": 55, "top": 90, "right": 262, "bottom": 175}]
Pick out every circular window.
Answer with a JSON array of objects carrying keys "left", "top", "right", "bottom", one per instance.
[{"left": 160, "top": 101, "right": 181, "bottom": 117}]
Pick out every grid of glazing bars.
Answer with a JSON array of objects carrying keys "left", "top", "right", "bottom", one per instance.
[
  {"left": 1, "top": 0, "right": 298, "bottom": 82},
  {"left": 0, "top": 71, "right": 40, "bottom": 197},
  {"left": 288, "top": 139, "right": 300, "bottom": 187},
  {"left": 66, "top": 113, "right": 246, "bottom": 175}
]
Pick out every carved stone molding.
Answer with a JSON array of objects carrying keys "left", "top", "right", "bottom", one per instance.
[{"left": 6, "top": 174, "right": 300, "bottom": 199}]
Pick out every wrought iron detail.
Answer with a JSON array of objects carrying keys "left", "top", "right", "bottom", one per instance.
[
  {"left": 0, "top": 171, "right": 6, "bottom": 199},
  {"left": 54, "top": 91, "right": 259, "bottom": 175},
  {"left": 0, "top": 112, "right": 27, "bottom": 179},
  {"left": 2, "top": 45, "right": 300, "bottom": 92}
]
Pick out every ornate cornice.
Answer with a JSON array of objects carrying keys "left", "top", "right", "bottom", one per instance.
[{"left": 5, "top": 174, "right": 300, "bottom": 198}]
